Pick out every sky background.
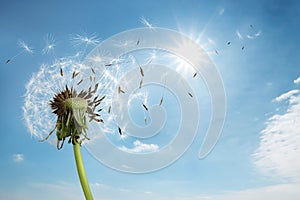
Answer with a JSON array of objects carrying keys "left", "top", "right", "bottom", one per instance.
[{"left": 1, "top": 0, "right": 300, "bottom": 199}]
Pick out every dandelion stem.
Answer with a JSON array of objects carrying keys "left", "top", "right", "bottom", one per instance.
[{"left": 73, "top": 141, "right": 94, "bottom": 200}]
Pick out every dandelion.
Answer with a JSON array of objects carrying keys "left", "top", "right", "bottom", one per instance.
[
  {"left": 23, "top": 56, "right": 106, "bottom": 199},
  {"left": 42, "top": 34, "right": 56, "bottom": 55},
  {"left": 6, "top": 40, "right": 34, "bottom": 64}
]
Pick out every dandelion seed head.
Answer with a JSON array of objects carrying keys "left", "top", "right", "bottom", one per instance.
[{"left": 23, "top": 55, "right": 102, "bottom": 143}]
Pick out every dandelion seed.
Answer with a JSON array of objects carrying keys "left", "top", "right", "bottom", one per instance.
[
  {"left": 242, "top": 46, "right": 245, "bottom": 50},
  {"left": 96, "top": 96, "right": 106, "bottom": 103},
  {"left": 60, "top": 68, "right": 63, "bottom": 76},
  {"left": 105, "top": 63, "right": 112, "bottom": 66},
  {"left": 19, "top": 40, "right": 34, "bottom": 54},
  {"left": 72, "top": 71, "right": 79, "bottom": 79},
  {"left": 42, "top": 34, "right": 56, "bottom": 54},
  {"left": 144, "top": 117, "right": 147, "bottom": 124},
  {"left": 137, "top": 40, "right": 140, "bottom": 45},
  {"left": 6, "top": 40, "right": 33, "bottom": 64},
  {"left": 215, "top": 50, "right": 219, "bottom": 55},
  {"left": 118, "top": 86, "right": 125, "bottom": 94},
  {"left": 193, "top": 72, "right": 197, "bottom": 78},
  {"left": 108, "top": 105, "right": 111, "bottom": 114},
  {"left": 159, "top": 77, "right": 167, "bottom": 106},
  {"left": 140, "top": 16, "right": 154, "bottom": 29},
  {"left": 139, "top": 66, "right": 144, "bottom": 77},
  {"left": 77, "top": 79, "right": 83, "bottom": 85},
  {"left": 142, "top": 103, "right": 148, "bottom": 111},
  {"left": 139, "top": 79, "right": 143, "bottom": 89},
  {"left": 159, "top": 97, "right": 163, "bottom": 106},
  {"left": 70, "top": 32, "right": 100, "bottom": 47},
  {"left": 118, "top": 127, "right": 122, "bottom": 135},
  {"left": 188, "top": 92, "right": 193, "bottom": 98},
  {"left": 227, "top": 41, "right": 231, "bottom": 45},
  {"left": 91, "top": 68, "right": 96, "bottom": 74}
]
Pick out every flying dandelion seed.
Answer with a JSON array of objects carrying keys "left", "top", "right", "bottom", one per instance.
[
  {"left": 159, "top": 97, "right": 164, "bottom": 106},
  {"left": 139, "top": 78, "right": 143, "bottom": 89},
  {"left": 42, "top": 34, "right": 56, "bottom": 55},
  {"left": 108, "top": 105, "right": 111, "bottom": 114},
  {"left": 6, "top": 40, "right": 33, "bottom": 64},
  {"left": 118, "top": 126, "right": 122, "bottom": 135},
  {"left": 142, "top": 103, "right": 148, "bottom": 111},
  {"left": 139, "top": 66, "right": 144, "bottom": 77},
  {"left": 118, "top": 86, "right": 125, "bottom": 94},
  {"left": 159, "top": 77, "right": 167, "bottom": 106},
  {"left": 140, "top": 16, "right": 154, "bottom": 30},
  {"left": 70, "top": 32, "right": 101, "bottom": 47}
]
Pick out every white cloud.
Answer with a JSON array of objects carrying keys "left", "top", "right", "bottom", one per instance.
[
  {"left": 294, "top": 77, "right": 300, "bottom": 84},
  {"left": 273, "top": 89, "right": 299, "bottom": 102},
  {"left": 119, "top": 140, "right": 159, "bottom": 153},
  {"left": 254, "top": 91, "right": 300, "bottom": 181},
  {"left": 12, "top": 154, "right": 24, "bottom": 162}
]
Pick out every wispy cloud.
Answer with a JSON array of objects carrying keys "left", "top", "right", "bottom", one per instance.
[
  {"left": 12, "top": 154, "right": 24, "bottom": 162},
  {"left": 254, "top": 88, "right": 300, "bottom": 181},
  {"left": 119, "top": 140, "right": 159, "bottom": 153},
  {"left": 273, "top": 89, "right": 299, "bottom": 102}
]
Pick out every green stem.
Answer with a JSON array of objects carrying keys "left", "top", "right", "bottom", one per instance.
[{"left": 73, "top": 142, "right": 94, "bottom": 200}]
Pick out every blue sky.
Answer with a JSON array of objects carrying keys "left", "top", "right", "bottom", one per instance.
[{"left": 1, "top": 0, "right": 300, "bottom": 199}]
